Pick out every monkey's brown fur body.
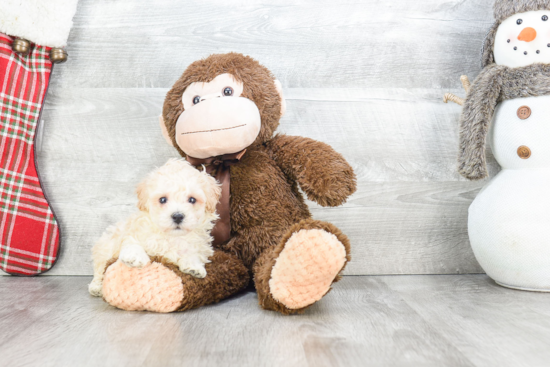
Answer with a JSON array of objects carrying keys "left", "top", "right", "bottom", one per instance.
[{"left": 102, "top": 53, "right": 356, "bottom": 314}]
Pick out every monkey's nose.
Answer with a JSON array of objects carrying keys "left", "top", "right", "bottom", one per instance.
[
  {"left": 171, "top": 213, "right": 185, "bottom": 224},
  {"left": 518, "top": 27, "right": 537, "bottom": 42}
]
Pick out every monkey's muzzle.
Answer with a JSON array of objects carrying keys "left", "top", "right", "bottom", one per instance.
[{"left": 176, "top": 97, "right": 261, "bottom": 159}]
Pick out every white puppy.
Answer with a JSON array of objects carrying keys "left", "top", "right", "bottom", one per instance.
[{"left": 88, "top": 159, "right": 221, "bottom": 297}]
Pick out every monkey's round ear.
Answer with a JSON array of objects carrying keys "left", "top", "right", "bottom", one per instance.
[
  {"left": 274, "top": 80, "right": 286, "bottom": 117},
  {"left": 159, "top": 115, "right": 174, "bottom": 147}
]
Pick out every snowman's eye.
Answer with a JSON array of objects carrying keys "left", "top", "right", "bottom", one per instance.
[
  {"left": 543, "top": 15, "right": 549, "bottom": 21},
  {"left": 517, "top": 19, "right": 523, "bottom": 25}
]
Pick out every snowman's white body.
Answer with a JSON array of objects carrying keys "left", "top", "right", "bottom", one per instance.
[{"left": 469, "top": 95, "right": 550, "bottom": 291}]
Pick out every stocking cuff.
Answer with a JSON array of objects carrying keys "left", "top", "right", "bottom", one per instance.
[{"left": 0, "top": 0, "right": 79, "bottom": 48}]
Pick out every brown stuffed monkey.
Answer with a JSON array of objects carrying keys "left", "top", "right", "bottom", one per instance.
[{"left": 101, "top": 53, "right": 357, "bottom": 315}]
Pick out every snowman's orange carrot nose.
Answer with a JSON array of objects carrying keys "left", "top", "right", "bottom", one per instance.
[{"left": 518, "top": 27, "right": 537, "bottom": 42}]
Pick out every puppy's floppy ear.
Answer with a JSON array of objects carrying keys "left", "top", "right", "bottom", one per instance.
[
  {"left": 201, "top": 170, "right": 222, "bottom": 214},
  {"left": 136, "top": 177, "right": 149, "bottom": 212}
]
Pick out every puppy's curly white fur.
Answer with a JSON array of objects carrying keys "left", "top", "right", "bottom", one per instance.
[{"left": 89, "top": 159, "right": 221, "bottom": 297}]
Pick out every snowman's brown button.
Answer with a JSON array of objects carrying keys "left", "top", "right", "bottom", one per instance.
[
  {"left": 517, "top": 146, "right": 531, "bottom": 159},
  {"left": 517, "top": 106, "right": 532, "bottom": 120}
]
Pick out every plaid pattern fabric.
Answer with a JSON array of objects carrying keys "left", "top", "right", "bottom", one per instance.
[{"left": 0, "top": 33, "right": 60, "bottom": 276}]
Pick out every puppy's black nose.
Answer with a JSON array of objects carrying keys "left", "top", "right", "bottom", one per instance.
[{"left": 171, "top": 213, "right": 185, "bottom": 224}]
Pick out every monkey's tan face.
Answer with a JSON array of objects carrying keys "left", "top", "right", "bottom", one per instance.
[{"left": 175, "top": 73, "right": 261, "bottom": 159}]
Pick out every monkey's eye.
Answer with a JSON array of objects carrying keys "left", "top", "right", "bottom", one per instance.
[
  {"left": 543, "top": 15, "right": 549, "bottom": 21},
  {"left": 517, "top": 19, "right": 523, "bottom": 25},
  {"left": 189, "top": 197, "right": 196, "bottom": 204},
  {"left": 223, "top": 87, "right": 233, "bottom": 96},
  {"left": 159, "top": 197, "right": 167, "bottom": 204},
  {"left": 193, "top": 96, "right": 201, "bottom": 105}
]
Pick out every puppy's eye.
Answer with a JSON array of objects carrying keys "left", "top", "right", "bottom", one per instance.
[
  {"left": 517, "top": 19, "right": 523, "bottom": 25},
  {"left": 223, "top": 87, "right": 233, "bottom": 96},
  {"left": 543, "top": 15, "right": 549, "bottom": 21},
  {"left": 193, "top": 96, "right": 201, "bottom": 105},
  {"left": 159, "top": 197, "right": 167, "bottom": 204},
  {"left": 188, "top": 197, "right": 196, "bottom": 204}
]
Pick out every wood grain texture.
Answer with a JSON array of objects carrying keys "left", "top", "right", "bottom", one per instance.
[
  {"left": 54, "top": 0, "right": 494, "bottom": 89},
  {"left": 383, "top": 276, "right": 550, "bottom": 367},
  {"left": 0, "top": 0, "right": 500, "bottom": 275},
  {"left": 1, "top": 275, "right": 549, "bottom": 367}
]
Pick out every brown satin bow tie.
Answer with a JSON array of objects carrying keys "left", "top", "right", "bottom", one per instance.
[{"left": 186, "top": 149, "right": 246, "bottom": 246}]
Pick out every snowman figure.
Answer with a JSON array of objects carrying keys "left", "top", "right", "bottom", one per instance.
[{"left": 445, "top": 0, "right": 550, "bottom": 291}]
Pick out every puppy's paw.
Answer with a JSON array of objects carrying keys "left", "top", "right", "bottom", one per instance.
[
  {"left": 119, "top": 244, "right": 151, "bottom": 269},
  {"left": 88, "top": 279, "right": 103, "bottom": 297},
  {"left": 179, "top": 261, "right": 207, "bottom": 278}
]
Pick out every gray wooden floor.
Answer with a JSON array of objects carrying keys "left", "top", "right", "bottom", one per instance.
[{"left": 1, "top": 275, "right": 548, "bottom": 367}]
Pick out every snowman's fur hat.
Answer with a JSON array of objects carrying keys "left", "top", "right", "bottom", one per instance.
[{"left": 494, "top": 0, "right": 550, "bottom": 23}]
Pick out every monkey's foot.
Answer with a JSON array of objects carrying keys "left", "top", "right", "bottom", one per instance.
[
  {"left": 102, "top": 260, "right": 184, "bottom": 313},
  {"left": 268, "top": 225, "right": 348, "bottom": 310},
  {"left": 101, "top": 252, "right": 249, "bottom": 313}
]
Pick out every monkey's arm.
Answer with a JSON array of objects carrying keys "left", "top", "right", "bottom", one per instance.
[{"left": 268, "top": 134, "right": 357, "bottom": 207}]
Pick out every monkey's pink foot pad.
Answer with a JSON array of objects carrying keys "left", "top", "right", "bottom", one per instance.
[
  {"left": 269, "top": 229, "right": 347, "bottom": 309},
  {"left": 102, "top": 260, "right": 183, "bottom": 313}
]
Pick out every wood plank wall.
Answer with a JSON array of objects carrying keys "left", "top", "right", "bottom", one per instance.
[{"left": 4, "top": 0, "right": 500, "bottom": 275}]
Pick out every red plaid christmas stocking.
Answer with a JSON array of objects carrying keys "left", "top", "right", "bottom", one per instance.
[{"left": 0, "top": 34, "right": 60, "bottom": 275}]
